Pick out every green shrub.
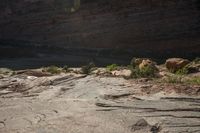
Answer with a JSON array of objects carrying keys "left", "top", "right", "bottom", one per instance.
[
  {"left": 164, "top": 75, "right": 183, "bottom": 84},
  {"left": 186, "top": 77, "right": 200, "bottom": 85},
  {"left": 62, "top": 65, "right": 69, "bottom": 72},
  {"left": 11, "top": 71, "right": 16, "bottom": 76},
  {"left": 140, "top": 66, "right": 156, "bottom": 77},
  {"left": 106, "top": 64, "right": 118, "bottom": 71},
  {"left": 45, "top": 66, "right": 61, "bottom": 74},
  {"left": 81, "top": 62, "right": 95, "bottom": 74},
  {"left": 81, "top": 66, "right": 90, "bottom": 74},
  {"left": 130, "top": 58, "right": 142, "bottom": 68},
  {"left": 0, "top": 68, "right": 13, "bottom": 75},
  {"left": 163, "top": 75, "right": 200, "bottom": 85},
  {"left": 129, "top": 66, "right": 156, "bottom": 78},
  {"left": 175, "top": 67, "right": 188, "bottom": 75}
]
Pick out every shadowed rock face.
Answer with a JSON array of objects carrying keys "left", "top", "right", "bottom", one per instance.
[{"left": 0, "top": 0, "right": 200, "bottom": 59}]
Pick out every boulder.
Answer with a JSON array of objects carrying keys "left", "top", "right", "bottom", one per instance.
[
  {"left": 131, "top": 58, "right": 157, "bottom": 69},
  {"left": 139, "top": 59, "right": 156, "bottom": 70},
  {"left": 165, "top": 58, "right": 190, "bottom": 73},
  {"left": 138, "top": 59, "right": 159, "bottom": 74}
]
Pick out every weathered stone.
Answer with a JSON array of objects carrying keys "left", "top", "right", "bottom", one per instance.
[
  {"left": 165, "top": 58, "right": 190, "bottom": 72},
  {"left": 111, "top": 69, "right": 132, "bottom": 77},
  {"left": 16, "top": 70, "right": 52, "bottom": 77},
  {"left": 150, "top": 123, "right": 162, "bottom": 133},
  {"left": 139, "top": 59, "right": 157, "bottom": 70},
  {"left": 131, "top": 119, "right": 149, "bottom": 131},
  {"left": 131, "top": 58, "right": 157, "bottom": 69}
]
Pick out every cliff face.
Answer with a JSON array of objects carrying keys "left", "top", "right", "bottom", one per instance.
[{"left": 0, "top": 0, "right": 200, "bottom": 57}]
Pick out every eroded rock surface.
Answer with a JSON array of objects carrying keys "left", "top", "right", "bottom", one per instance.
[
  {"left": 165, "top": 58, "right": 190, "bottom": 72},
  {"left": 0, "top": 72, "right": 199, "bottom": 133}
]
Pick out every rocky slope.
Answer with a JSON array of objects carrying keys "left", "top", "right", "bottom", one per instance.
[
  {"left": 0, "top": 58, "right": 200, "bottom": 132},
  {"left": 0, "top": 70, "right": 200, "bottom": 133},
  {"left": 0, "top": 0, "right": 200, "bottom": 62}
]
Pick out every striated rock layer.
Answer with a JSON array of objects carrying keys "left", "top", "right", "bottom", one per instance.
[
  {"left": 0, "top": 72, "right": 200, "bottom": 133},
  {"left": 0, "top": 0, "right": 200, "bottom": 60}
]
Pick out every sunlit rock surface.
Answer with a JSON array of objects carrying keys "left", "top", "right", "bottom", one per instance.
[{"left": 0, "top": 70, "right": 200, "bottom": 133}]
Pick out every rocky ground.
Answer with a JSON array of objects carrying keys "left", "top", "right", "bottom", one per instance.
[{"left": 0, "top": 58, "right": 200, "bottom": 133}]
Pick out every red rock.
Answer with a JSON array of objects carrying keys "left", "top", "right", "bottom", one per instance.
[{"left": 165, "top": 58, "right": 190, "bottom": 72}]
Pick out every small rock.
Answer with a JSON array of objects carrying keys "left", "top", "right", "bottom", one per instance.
[
  {"left": 138, "top": 78, "right": 151, "bottom": 82},
  {"left": 131, "top": 58, "right": 157, "bottom": 68},
  {"left": 0, "top": 121, "right": 5, "bottom": 129},
  {"left": 0, "top": 74, "right": 3, "bottom": 79},
  {"left": 139, "top": 59, "right": 158, "bottom": 71},
  {"left": 131, "top": 119, "right": 149, "bottom": 131},
  {"left": 165, "top": 58, "right": 190, "bottom": 73},
  {"left": 159, "top": 71, "right": 168, "bottom": 77},
  {"left": 140, "top": 84, "right": 153, "bottom": 89},
  {"left": 27, "top": 76, "right": 38, "bottom": 80},
  {"left": 151, "top": 123, "right": 162, "bottom": 133},
  {"left": 111, "top": 69, "right": 131, "bottom": 77}
]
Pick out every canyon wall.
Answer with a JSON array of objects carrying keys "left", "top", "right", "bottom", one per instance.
[{"left": 0, "top": 0, "right": 200, "bottom": 58}]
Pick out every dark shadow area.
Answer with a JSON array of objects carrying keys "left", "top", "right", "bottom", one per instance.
[
  {"left": 196, "top": 0, "right": 200, "bottom": 10},
  {"left": 0, "top": 40, "right": 199, "bottom": 70},
  {"left": 0, "top": 0, "right": 200, "bottom": 69}
]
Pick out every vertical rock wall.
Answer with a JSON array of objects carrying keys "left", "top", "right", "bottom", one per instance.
[{"left": 0, "top": 0, "right": 200, "bottom": 57}]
